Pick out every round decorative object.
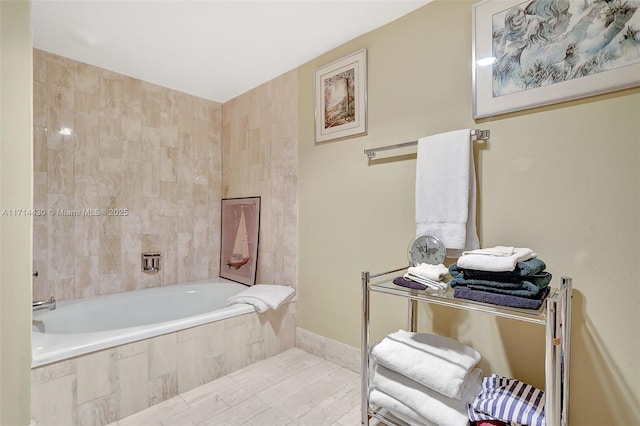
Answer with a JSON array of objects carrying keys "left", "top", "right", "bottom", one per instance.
[{"left": 408, "top": 234, "right": 446, "bottom": 266}]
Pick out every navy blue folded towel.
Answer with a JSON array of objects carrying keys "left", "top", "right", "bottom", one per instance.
[
  {"left": 392, "top": 276, "right": 427, "bottom": 290},
  {"left": 449, "top": 272, "right": 552, "bottom": 297},
  {"left": 449, "top": 258, "right": 546, "bottom": 280},
  {"left": 454, "top": 286, "right": 551, "bottom": 310},
  {"left": 449, "top": 258, "right": 552, "bottom": 298}
]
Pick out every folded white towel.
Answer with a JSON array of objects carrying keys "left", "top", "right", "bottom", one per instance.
[
  {"left": 403, "top": 272, "right": 447, "bottom": 290},
  {"left": 382, "top": 407, "right": 438, "bottom": 426},
  {"left": 372, "top": 364, "right": 482, "bottom": 426},
  {"left": 226, "top": 284, "right": 295, "bottom": 313},
  {"left": 415, "top": 129, "right": 479, "bottom": 257},
  {"left": 408, "top": 263, "right": 449, "bottom": 281},
  {"left": 369, "top": 389, "right": 436, "bottom": 426},
  {"left": 232, "top": 297, "right": 270, "bottom": 313},
  {"left": 462, "top": 246, "right": 514, "bottom": 257},
  {"left": 370, "top": 330, "right": 481, "bottom": 400},
  {"left": 457, "top": 247, "right": 536, "bottom": 272}
]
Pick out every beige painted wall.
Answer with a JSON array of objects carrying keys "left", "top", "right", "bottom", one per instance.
[
  {"left": 32, "top": 50, "right": 223, "bottom": 302},
  {"left": 298, "top": 1, "right": 640, "bottom": 424},
  {"left": 222, "top": 71, "right": 298, "bottom": 287},
  {"left": 0, "top": 0, "right": 33, "bottom": 424}
]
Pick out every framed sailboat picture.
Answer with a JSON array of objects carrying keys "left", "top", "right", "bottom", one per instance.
[{"left": 220, "top": 196, "right": 261, "bottom": 286}]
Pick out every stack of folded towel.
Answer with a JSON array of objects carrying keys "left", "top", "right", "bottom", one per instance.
[
  {"left": 393, "top": 263, "right": 449, "bottom": 291},
  {"left": 449, "top": 246, "right": 552, "bottom": 310},
  {"left": 468, "top": 374, "right": 546, "bottom": 426},
  {"left": 370, "top": 330, "right": 483, "bottom": 426}
]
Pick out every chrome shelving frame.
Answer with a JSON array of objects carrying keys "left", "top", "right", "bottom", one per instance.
[{"left": 361, "top": 267, "right": 572, "bottom": 426}]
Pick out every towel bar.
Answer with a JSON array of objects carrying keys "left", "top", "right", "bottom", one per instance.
[{"left": 364, "top": 129, "right": 490, "bottom": 159}]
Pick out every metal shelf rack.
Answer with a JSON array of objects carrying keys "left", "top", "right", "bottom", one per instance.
[{"left": 361, "top": 267, "right": 572, "bottom": 426}]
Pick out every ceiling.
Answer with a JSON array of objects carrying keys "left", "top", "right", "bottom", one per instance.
[{"left": 32, "top": 1, "right": 431, "bottom": 103}]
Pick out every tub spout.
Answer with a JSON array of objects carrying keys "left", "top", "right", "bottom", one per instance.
[{"left": 32, "top": 296, "right": 56, "bottom": 311}]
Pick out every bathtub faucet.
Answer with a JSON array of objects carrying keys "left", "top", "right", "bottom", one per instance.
[{"left": 32, "top": 296, "right": 56, "bottom": 311}]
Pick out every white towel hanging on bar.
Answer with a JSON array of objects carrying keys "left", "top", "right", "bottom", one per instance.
[{"left": 415, "top": 128, "right": 479, "bottom": 257}]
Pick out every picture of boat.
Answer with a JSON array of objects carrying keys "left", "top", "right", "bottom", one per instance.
[
  {"left": 220, "top": 196, "right": 260, "bottom": 286},
  {"left": 227, "top": 207, "right": 250, "bottom": 270}
]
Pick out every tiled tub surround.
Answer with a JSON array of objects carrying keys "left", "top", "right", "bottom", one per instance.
[
  {"left": 32, "top": 49, "right": 224, "bottom": 302},
  {"left": 31, "top": 48, "right": 301, "bottom": 425},
  {"left": 32, "top": 278, "right": 256, "bottom": 367},
  {"left": 222, "top": 70, "right": 298, "bottom": 288},
  {"left": 31, "top": 301, "right": 296, "bottom": 426}
]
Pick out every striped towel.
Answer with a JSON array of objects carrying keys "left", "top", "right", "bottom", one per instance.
[{"left": 468, "top": 374, "right": 545, "bottom": 426}]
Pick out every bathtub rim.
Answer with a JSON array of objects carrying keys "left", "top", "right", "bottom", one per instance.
[{"left": 31, "top": 278, "right": 260, "bottom": 368}]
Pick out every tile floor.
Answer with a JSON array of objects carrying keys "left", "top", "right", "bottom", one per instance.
[{"left": 108, "top": 347, "right": 383, "bottom": 426}]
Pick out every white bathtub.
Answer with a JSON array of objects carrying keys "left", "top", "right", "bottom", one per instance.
[{"left": 32, "top": 278, "right": 255, "bottom": 367}]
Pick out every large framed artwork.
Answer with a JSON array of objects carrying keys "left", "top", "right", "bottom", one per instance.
[
  {"left": 220, "top": 196, "right": 261, "bottom": 286},
  {"left": 472, "top": 0, "right": 640, "bottom": 119},
  {"left": 315, "top": 48, "right": 367, "bottom": 143}
]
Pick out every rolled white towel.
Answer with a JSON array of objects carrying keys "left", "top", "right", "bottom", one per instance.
[
  {"left": 408, "top": 263, "right": 449, "bottom": 281},
  {"left": 370, "top": 330, "right": 481, "bottom": 400},
  {"left": 457, "top": 247, "right": 536, "bottom": 272},
  {"left": 372, "top": 363, "right": 482, "bottom": 426},
  {"left": 226, "top": 284, "right": 294, "bottom": 313}
]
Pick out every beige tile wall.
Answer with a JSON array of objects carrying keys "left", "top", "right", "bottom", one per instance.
[
  {"left": 33, "top": 50, "right": 223, "bottom": 301},
  {"left": 31, "top": 302, "right": 296, "bottom": 426},
  {"left": 221, "top": 71, "right": 298, "bottom": 288},
  {"left": 31, "top": 51, "right": 300, "bottom": 423}
]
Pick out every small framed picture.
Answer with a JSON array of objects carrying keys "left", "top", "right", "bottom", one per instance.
[
  {"left": 472, "top": 0, "right": 640, "bottom": 119},
  {"left": 315, "top": 48, "right": 367, "bottom": 143},
  {"left": 220, "top": 196, "right": 261, "bottom": 286}
]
